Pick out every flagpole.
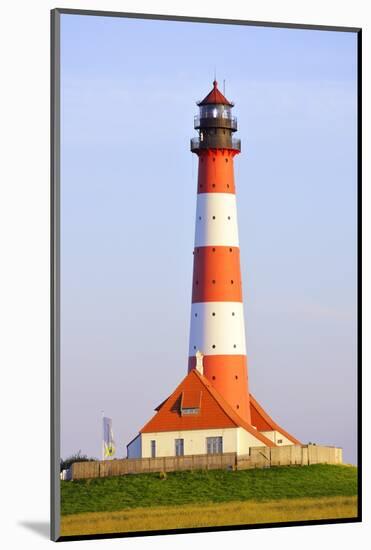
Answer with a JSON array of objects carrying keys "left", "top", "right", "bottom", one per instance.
[{"left": 101, "top": 410, "right": 105, "bottom": 462}]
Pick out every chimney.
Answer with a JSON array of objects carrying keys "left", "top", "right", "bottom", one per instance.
[{"left": 195, "top": 350, "right": 204, "bottom": 375}]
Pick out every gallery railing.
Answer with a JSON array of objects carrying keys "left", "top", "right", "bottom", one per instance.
[{"left": 190, "top": 136, "right": 241, "bottom": 152}]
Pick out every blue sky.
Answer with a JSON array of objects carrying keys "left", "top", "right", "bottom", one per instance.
[{"left": 60, "top": 14, "right": 357, "bottom": 463}]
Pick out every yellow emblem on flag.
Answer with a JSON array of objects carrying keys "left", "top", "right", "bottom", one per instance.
[{"left": 104, "top": 442, "right": 116, "bottom": 457}]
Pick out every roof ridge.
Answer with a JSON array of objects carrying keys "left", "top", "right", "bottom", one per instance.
[{"left": 140, "top": 369, "right": 210, "bottom": 433}]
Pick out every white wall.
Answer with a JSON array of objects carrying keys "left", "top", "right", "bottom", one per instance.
[
  {"left": 139, "top": 427, "right": 269, "bottom": 457},
  {"left": 260, "top": 430, "right": 294, "bottom": 446},
  {"left": 141, "top": 428, "right": 237, "bottom": 457},
  {"left": 236, "top": 427, "right": 270, "bottom": 454}
]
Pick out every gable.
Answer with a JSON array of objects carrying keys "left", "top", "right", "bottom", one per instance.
[
  {"left": 140, "top": 371, "right": 274, "bottom": 448},
  {"left": 140, "top": 371, "right": 237, "bottom": 433}
]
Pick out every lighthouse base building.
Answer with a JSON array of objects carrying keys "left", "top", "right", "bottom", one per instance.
[{"left": 127, "top": 357, "right": 299, "bottom": 459}]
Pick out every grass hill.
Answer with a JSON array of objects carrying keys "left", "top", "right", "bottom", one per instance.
[{"left": 61, "top": 464, "right": 357, "bottom": 516}]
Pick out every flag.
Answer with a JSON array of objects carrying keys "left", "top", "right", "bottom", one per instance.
[{"left": 103, "top": 416, "right": 116, "bottom": 458}]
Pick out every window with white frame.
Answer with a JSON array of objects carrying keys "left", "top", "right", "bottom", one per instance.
[
  {"left": 206, "top": 436, "right": 223, "bottom": 454},
  {"left": 150, "top": 440, "right": 156, "bottom": 458},
  {"left": 175, "top": 438, "right": 184, "bottom": 456}
]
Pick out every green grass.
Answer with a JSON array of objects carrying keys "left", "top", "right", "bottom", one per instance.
[{"left": 61, "top": 464, "right": 357, "bottom": 516}]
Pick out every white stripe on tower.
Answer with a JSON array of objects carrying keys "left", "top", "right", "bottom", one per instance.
[
  {"left": 195, "top": 193, "right": 239, "bottom": 247},
  {"left": 189, "top": 302, "right": 246, "bottom": 356}
]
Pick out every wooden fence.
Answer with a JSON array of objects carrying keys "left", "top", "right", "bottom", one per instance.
[
  {"left": 70, "top": 445, "right": 342, "bottom": 480},
  {"left": 71, "top": 452, "right": 236, "bottom": 480},
  {"left": 238, "top": 444, "right": 343, "bottom": 470}
]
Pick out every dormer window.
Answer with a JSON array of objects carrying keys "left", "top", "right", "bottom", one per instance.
[
  {"left": 180, "top": 390, "right": 202, "bottom": 416},
  {"left": 182, "top": 407, "right": 200, "bottom": 415}
]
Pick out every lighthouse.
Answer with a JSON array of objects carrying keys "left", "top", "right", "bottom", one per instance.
[
  {"left": 127, "top": 81, "right": 300, "bottom": 460},
  {"left": 188, "top": 80, "right": 251, "bottom": 424}
]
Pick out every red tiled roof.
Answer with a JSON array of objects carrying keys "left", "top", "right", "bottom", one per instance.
[
  {"left": 140, "top": 370, "right": 274, "bottom": 447},
  {"left": 198, "top": 80, "right": 233, "bottom": 106},
  {"left": 249, "top": 393, "right": 301, "bottom": 445}
]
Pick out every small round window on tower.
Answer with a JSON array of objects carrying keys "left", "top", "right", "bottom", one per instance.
[
  {"left": 212, "top": 280, "right": 216, "bottom": 284},
  {"left": 212, "top": 216, "right": 216, "bottom": 220},
  {"left": 212, "top": 312, "right": 215, "bottom": 316},
  {"left": 212, "top": 345, "right": 216, "bottom": 349}
]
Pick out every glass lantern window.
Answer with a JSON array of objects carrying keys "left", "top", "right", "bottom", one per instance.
[{"left": 200, "top": 105, "right": 232, "bottom": 119}]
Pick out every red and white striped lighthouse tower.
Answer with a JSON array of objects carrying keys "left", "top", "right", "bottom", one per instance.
[
  {"left": 126, "top": 80, "right": 302, "bottom": 459},
  {"left": 188, "top": 81, "right": 251, "bottom": 424}
]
